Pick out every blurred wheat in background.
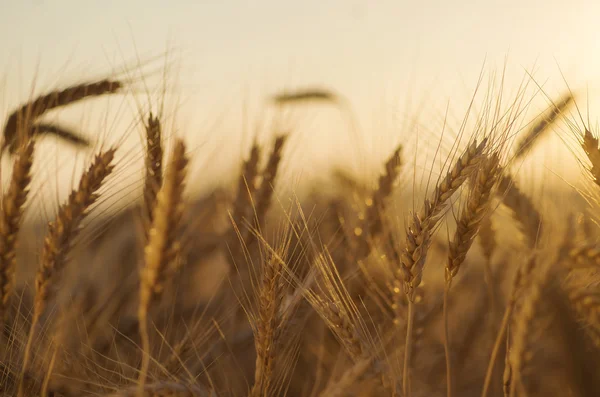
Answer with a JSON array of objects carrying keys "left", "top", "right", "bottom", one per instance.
[
  {"left": 0, "top": 60, "right": 598, "bottom": 397},
  {"left": 2, "top": 1, "right": 600, "bottom": 396}
]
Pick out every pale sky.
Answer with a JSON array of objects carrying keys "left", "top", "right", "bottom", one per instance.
[{"left": 1, "top": 0, "right": 599, "bottom": 218}]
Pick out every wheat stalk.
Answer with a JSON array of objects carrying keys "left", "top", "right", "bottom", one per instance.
[
  {"left": 443, "top": 154, "right": 501, "bottom": 397},
  {"left": 18, "top": 147, "right": 115, "bottom": 397},
  {"left": 508, "top": 258, "right": 554, "bottom": 396},
  {"left": 105, "top": 382, "right": 212, "bottom": 397},
  {"left": 398, "top": 137, "right": 488, "bottom": 397},
  {"left": 481, "top": 255, "right": 539, "bottom": 397},
  {"left": 138, "top": 139, "right": 188, "bottom": 393}
]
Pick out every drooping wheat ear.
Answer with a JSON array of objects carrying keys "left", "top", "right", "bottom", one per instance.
[
  {"left": 252, "top": 135, "right": 287, "bottom": 231},
  {"left": 397, "top": 137, "right": 488, "bottom": 397},
  {"left": 138, "top": 139, "right": 188, "bottom": 392},
  {"left": 104, "top": 382, "right": 212, "bottom": 397},
  {"left": 497, "top": 175, "right": 541, "bottom": 249},
  {"left": 250, "top": 254, "right": 286, "bottom": 397},
  {"left": 2, "top": 79, "right": 123, "bottom": 154},
  {"left": 355, "top": 144, "right": 403, "bottom": 260},
  {"left": 272, "top": 88, "right": 338, "bottom": 105},
  {"left": 18, "top": 147, "right": 115, "bottom": 397},
  {"left": 142, "top": 112, "right": 164, "bottom": 232},
  {"left": 582, "top": 129, "right": 600, "bottom": 187},
  {"left": 0, "top": 140, "right": 35, "bottom": 322},
  {"left": 398, "top": 137, "right": 488, "bottom": 300},
  {"left": 513, "top": 93, "right": 573, "bottom": 160},
  {"left": 443, "top": 154, "right": 501, "bottom": 397}
]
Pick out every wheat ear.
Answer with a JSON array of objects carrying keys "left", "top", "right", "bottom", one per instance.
[
  {"left": 513, "top": 93, "right": 573, "bottom": 160},
  {"left": 498, "top": 175, "right": 541, "bottom": 249},
  {"left": 0, "top": 140, "right": 35, "bottom": 322},
  {"left": 2, "top": 80, "right": 122, "bottom": 154},
  {"left": 138, "top": 139, "right": 188, "bottom": 394},
  {"left": 355, "top": 144, "right": 402, "bottom": 260},
  {"left": 272, "top": 88, "right": 337, "bottom": 104},
  {"left": 250, "top": 254, "right": 286, "bottom": 397},
  {"left": 18, "top": 147, "right": 115, "bottom": 397},
  {"left": 142, "top": 112, "right": 164, "bottom": 233},
  {"left": 582, "top": 129, "right": 600, "bottom": 186},
  {"left": 444, "top": 154, "right": 501, "bottom": 397},
  {"left": 252, "top": 135, "right": 287, "bottom": 232},
  {"left": 567, "top": 240, "right": 600, "bottom": 269},
  {"left": 226, "top": 142, "right": 261, "bottom": 258},
  {"left": 398, "top": 137, "right": 488, "bottom": 300},
  {"left": 446, "top": 155, "right": 501, "bottom": 280},
  {"left": 398, "top": 137, "right": 488, "bottom": 397}
]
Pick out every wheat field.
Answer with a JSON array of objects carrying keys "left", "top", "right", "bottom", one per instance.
[{"left": 0, "top": 65, "right": 598, "bottom": 397}]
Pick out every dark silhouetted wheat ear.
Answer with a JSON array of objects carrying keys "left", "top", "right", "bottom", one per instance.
[{"left": 2, "top": 80, "right": 122, "bottom": 154}]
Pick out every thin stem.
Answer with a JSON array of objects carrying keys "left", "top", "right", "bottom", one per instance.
[
  {"left": 17, "top": 316, "right": 39, "bottom": 397},
  {"left": 505, "top": 329, "right": 513, "bottom": 397},
  {"left": 40, "top": 347, "right": 58, "bottom": 397},
  {"left": 137, "top": 308, "right": 151, "bottom": 397},
  {"left": 403, "top": 299, "right": 415, "bottom": 397},
  {"left": 443, "top": 281, "right": 453, "bottom": 397},
  {"left": 481, "top": 304, "right": 513, "bottom": 397}
]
